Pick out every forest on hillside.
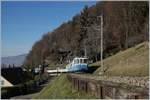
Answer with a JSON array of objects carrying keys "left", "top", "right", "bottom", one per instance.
[{"left": 24, "top": 1, "right": 149, "bottom": 70}]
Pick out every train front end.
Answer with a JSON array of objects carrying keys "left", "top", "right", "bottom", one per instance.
[{"left": 66, "top": 57, "right": 88, "bottom": 72}]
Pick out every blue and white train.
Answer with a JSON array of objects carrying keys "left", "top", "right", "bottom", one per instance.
[
  {"left": 47, "top": 57, "right": 89, "bottom": 74},
  {"left": 66, "top": 57, "right": 88, "bottom": 72}
]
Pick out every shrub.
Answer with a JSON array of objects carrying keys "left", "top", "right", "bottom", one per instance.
[
  {"left": 1, "top": 85, "right": 21, "bottom": 99},
  {"left": 1, "top": 73, "right": 49, "bottom": 99},
  {"left": 1, "top": 80, "right": 37, "bottom": 99}
]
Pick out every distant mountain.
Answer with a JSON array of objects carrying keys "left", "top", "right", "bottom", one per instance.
[{"left": 1, "top": 54, "right": 27, "bottom": 67}]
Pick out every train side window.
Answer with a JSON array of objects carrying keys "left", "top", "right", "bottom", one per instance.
[
  {"left": 77, "top": 59, "right": 79, "bottom": 64},
  {"left": 80, "top": 59, "right": 83, "bottom": 63},
  {"left": 82, "top": 59, "right": 85, "bottom": 63},
  {"left": 84, "top": 59, "right": 87, "bottom": 63}
]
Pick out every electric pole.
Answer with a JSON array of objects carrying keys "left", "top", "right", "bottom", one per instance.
[
  {"left": 95, "top": 15, "right": 104, "bottom": 75},
  {"left": 100, "top": 15, "right": 103, "bottom": 74}
]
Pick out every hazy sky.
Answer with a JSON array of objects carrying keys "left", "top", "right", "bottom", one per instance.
[{"left": 2, "top": 1, "right": 97, "bottom": 57}]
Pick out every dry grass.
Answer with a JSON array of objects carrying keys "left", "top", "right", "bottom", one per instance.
[
  {"left": 33, "top": 74, "right": 97, "bottom": 99},
  {"left": 93, "top": 41, "right": 149, "bottom": 76}
]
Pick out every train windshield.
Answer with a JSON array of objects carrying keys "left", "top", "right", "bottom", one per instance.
[
  {"left": 74, "top": 59, "right": 79, "bottom": 64},
  {"left": 73, "top": 58, "right": 88, "bottom": 64}
]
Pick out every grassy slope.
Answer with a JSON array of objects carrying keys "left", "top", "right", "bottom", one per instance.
[
  {"left": 33, "top": 42, "right": 148, "bottom": 99},
  {"left": 93, "top": 41, "right": 149, "bottom": 76},
  {"left": 33, "top": 74, "right": 97, "bottom": 99}
]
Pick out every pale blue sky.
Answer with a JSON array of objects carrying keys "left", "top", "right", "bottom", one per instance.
[{"left": 1, "top": 1, "right": 97, "bottom": 57}]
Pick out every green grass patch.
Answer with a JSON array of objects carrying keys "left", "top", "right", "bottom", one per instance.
[
  {"left": 33, "top": 74, "right": 97, "bottom": 99},
  {"left": 93, "top": 41, "right": 149, "bottom": 76}
]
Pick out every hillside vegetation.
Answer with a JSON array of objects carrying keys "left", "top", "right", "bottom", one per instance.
[
  {"left": 33, "top": 74, "right": 97, "bottom": 99},
  {"left": 33, "top": 42, "right": 149, "bottom": 99},
  {"left": 93, "top": 41, "right": 149, "bottom": 76},
  {"left": 24, "top": 1, "right": 148, "bottom": 70}
]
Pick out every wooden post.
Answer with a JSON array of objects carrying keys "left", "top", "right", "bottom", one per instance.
[
  {"left": 77, "top": 79, "right": 79, "bottom": 91},
  {"left": 85, "top": 81, "right": 87, "bottom": 93},
  {"left": 100, "top": 86, "right": 104, "bottom": 99}
]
